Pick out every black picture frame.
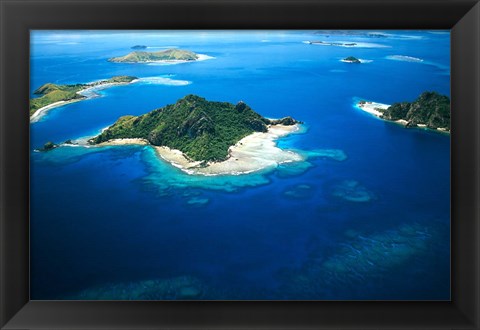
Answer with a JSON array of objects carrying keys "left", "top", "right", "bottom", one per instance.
[{"left": 1, "top": 0, "right": 479, "bottom": 329}]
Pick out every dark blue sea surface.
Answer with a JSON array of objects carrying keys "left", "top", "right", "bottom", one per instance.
[{"left": 30, "top": 30, "right": 450, "bottom": 300}]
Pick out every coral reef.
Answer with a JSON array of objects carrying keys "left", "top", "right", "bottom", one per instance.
[
  {"left": 67, "top": 276, "right": 207, "bottom": 300},
  {"left": 331, "top": 180, "right": 374, "bottom": 202}
]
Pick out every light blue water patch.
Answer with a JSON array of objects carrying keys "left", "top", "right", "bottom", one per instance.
[
  {"left": 140, "top": 146, "right": 310, "bottom": 193},
  {"left": 385, "top": 55, "right": 450, "bottom": 75},
  {"left": 136, "top": 76, "right": 192, "bottom": 86},
  {"left": 331, "top": 179, "right": 375, "bottom": 202},
  {"left": 386, "top": 54, "right": 425, "bottom": 62}
]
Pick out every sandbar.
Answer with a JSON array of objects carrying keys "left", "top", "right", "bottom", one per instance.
[
  {"left": 356, "top": 101, "right": 390, "bottom": 117},
  {"left": 357, "top": 101, "right": 409, "bottom": 127}
]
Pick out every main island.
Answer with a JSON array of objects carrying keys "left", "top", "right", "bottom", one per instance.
[{"left": 88, "top": 95, "right": 304, "bottom": 175}]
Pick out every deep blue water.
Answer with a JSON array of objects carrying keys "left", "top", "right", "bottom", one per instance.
[{"left": 30, "top": 30, "right": 450, "bottom": 300}]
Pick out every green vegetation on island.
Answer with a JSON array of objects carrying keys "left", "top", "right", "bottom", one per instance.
[
  {"left": 90, "top": 95, "right": 300, "bottom": 162},
  {"left": 381, "top": 92, "right": 450, "bottom": 131},
  {"left": 359, "top": 91, "right": 450, "bottom": 132},
  {"left": 131, "top": 45, "right": 147, "bottom": 50},
  {"left": 30, "top": 84, "right": 85, "bottom": 116},
  {"left": 343, "top": 56, "right": 361, "bottom": 63},
  {"left": 108, "top": 49, "right": 199, "bottom": 63},
  {"left": 30, "top": 76, "right": 137, "bottom": 116},
  {"left": 39, "top": 141, "right": 57, "bottom": 152}
]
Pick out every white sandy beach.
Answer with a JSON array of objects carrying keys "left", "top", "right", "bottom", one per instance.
[
  {"left": 95, "top": 124, "right": 303, "bottom": 176},
  {"left": 357, "top": 101, "right": 411, "bottom": 126},
  {"left": 30, "top": 99, "right": 83, "bottom": 123},
  {"left": 357, "top": 101, "right": 390, "bottom": 117},
  {"left": 396, "top": 119, "right": 409, "bottom": 126}
]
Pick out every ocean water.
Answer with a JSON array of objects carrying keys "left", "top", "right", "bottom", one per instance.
[{"left": 30, "top": 30, "right": 450, "bottom": 300}]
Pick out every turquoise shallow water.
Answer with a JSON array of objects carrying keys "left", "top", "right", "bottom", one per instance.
[{"left": 30, "top": 30, "right": 450, "bottom": 300}]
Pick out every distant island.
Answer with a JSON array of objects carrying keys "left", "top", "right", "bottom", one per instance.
[
  {"left": 314, "top": 31, "right": 388, "bottom": 38},
  {"left": 357, "top": 91, "right": 450, "bottom": 132},
  {"left": 30, "top": 76, "right": 138, "bottom": 121},
  {"left": 89, "top": 95, "right": 303, "bottom": 175},
  {"left": 109, "top": 49, "right": 200, "bottom": 63},
  {"left": 131, "top": 45, "right": 147, "bottom": 50},
  {"left": 306, "top": 40, "right": 357, "bottom": 47},
  {"left": 342, "top": 56, "right": 361, "bottom": 64}
]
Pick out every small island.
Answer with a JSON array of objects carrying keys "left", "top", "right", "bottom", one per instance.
[
  {"left": 342, "top": 56, "right": 361, "bottom": 64},
  {"left": 30, "top": 76, "right": 138, "bottom": 121},
  {"left": 357, "top": 91, "right": 450, "bottom": 132},
  {"left": 131, "top": 45, "right": 147, "bottom": 50},
  {"left": 89, "top": 95, "right": 304, "bottom": 175},
  {"left": 306, "top": 41, "right": 357, "bottom": 47},
  {"left": 40, "top": 141, "right": 57, "bottom": 151},
  {"left": 313, "top": 31, "right": 388, "bottom": 38},
  {"left": 109, "top": 49, "right": 200, "bottom": 63}
]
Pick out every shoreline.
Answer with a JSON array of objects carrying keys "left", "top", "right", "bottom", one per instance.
[
  {"left": 30, "top": 80, "right": 136, "bottom": 123},
  {"left": 356, "top": 100, "right": 450, "bottom": 133},
  {"left": 356, "top": 101, "right": 390, "bottom": 118},
  {"left": 30, "top": 99, "right": 84, "bottom": 123},
  {"left": 95, "top": 124, "right": 304, "bottom": 176}
]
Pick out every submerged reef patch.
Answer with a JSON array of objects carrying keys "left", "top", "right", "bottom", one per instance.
[
  {"left": 186, "top": 196, "right": 210, "bottom": 206},
  {"left": 65, "top": 276, "right": 207, "bottom": 300},
  {"left": 283, "top": 184, "right": 314, "bottom": 199},
  {"left": 275, "top": 161, "right": 314, "bottom": 178},
  {"left": 278, "top": 221, "right": 447, "bottom": 299},
  {"left": 331, "top": 180, "right": 374, "bottom": 202},
  {"left": 302, "top": 149, "right": 348, "bottom": 162}
]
